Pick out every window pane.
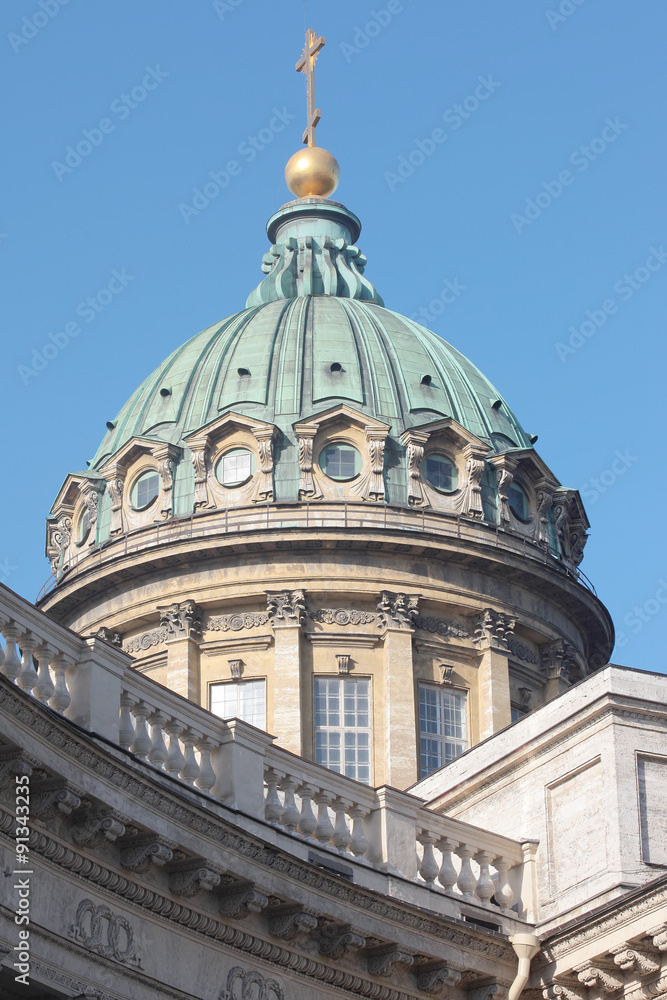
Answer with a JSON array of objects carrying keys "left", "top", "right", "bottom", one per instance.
[
  {"left": 418, "top": 683, "right": 467, "bottom": 778},
  {"left": 314, "top": 677, "right": 372, "bottom": 784},
  {"left": 210, "top": 679, "right": 265, "bottom": 731}
]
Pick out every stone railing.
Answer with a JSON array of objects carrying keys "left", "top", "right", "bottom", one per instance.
[
  {"left": 38, "top": 500, "right": 590, "bottom": 599},
  {"left": 0, "top": 581, "right": 536, "bottom": 923}
]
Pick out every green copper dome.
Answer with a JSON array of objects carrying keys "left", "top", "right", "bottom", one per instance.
[{"left": 92, "top": 295, "right": 531, "bottom": 472}]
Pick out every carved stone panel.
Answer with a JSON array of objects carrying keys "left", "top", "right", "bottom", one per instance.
[{"left": 68, "top": 898, "right": 142, "bottom": 967}]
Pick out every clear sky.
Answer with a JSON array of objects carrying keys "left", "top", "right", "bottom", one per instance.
[{"left": 1, "top": 0, "right": 665, "bottom": 672}]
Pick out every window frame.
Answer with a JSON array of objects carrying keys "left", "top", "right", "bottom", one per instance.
[
  {"left": 318, "top": 440, "right": 363, "bottom": 482},
  {"left": 209, "top": 677, "right": 266, "bottom": 730},
  {"left": 417, "top": 681, "right": 468, "bottom": 779},
  {"left": 422, "top": 452, "right": 459, "bottom": 494},
  {"left": 130, "top": 468, "right": 161, "bottom": 511},
  {"left": 215, "top": 447, "right": 256, "bottom": 488},
  {"left": 507, "top": 480, "right": 531, "bottom": 522},
  {"left": 313, "top": 674, "right": 373, "bottom": 785}
]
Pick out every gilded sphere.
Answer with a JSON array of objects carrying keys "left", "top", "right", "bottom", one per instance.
[{"left": 285, "top": 146, "right": 340, "bottom": 199}]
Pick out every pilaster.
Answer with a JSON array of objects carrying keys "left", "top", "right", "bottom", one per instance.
[
  {"left": 378, "top": 591, "right": 420, "bottom": 788},
  {"left": 267, "top": 590, "right": 305, "bottom": 755},
  {"left": 472, "top": 608, "right": 514, "bottom": 739}
]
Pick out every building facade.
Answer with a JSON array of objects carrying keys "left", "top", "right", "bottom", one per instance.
[{"left": 0, "top": 118, "right": 664, "bottom": 1000}]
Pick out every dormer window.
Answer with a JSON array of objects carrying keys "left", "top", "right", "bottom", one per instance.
[
  {"left": 75, "top": 507, "right": 92, "bottom": 546},
  {"left": 423, "top": 454, "right": 458, "bottom": 493},
  {"left": 131, "top": 470, "right": 160, "bottom": 510},
  {"left": 216, "top": 448, "right": 255, "bottom": 487},
  {"left": 508, "top": 481, "right": 530, "bottom": 521},
  {"left": 319, "top": 442, "right": 361, "bottom": 481}
]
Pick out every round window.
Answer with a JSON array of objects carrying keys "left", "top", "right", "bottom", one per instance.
[
  {"left": 75, "top": 507, "right": 92, "bottom": 546},
  {"left": 508, "top": 482, "right": 530, "bottom": 521},
  {"left": 319, "top": 442, "right": 362, "bottom": 481},
  {"left": 131, "top": 470, "right": 160, "bottom": 511},
  {"left": 423, "top": 454, "right": 458, "bottom": 493},
  {"left": 216, "top": 448, "right": 255, "bottom": 487}
]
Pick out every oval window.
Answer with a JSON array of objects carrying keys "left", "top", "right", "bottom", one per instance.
[
  {"left": 319, "top": 442, "right": 362, "bottom": 481},
  {"left": 424, "top": 454, "right": 458, "bottom": 493},
  {"left": 508, "top": 482, "right": 530, "bottom": 521},
  {"left": 131, "top": 470, "right": 160, "bottom": 511},
  {"left": 216, "top": 448, "right": 255, "bottom": 487},
  {"left": 75, "top": 507, "right": 91, "bottom": 546}
]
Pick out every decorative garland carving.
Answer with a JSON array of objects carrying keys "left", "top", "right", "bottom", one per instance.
[
  {"left": 124, "top": 627, "right": 169, "bottom": 654},
  {"left": 220, "top": 966, "right": 284, "bottom": 1000},
  {"left": 207, "top": 612, "right": 270, "bottom": 632},
  {"left": 310, "top": 608, "right": 378, "bottom": 626},
  {"left": 413, "top": 615, "right": 470, "bottom": 639},
  {"left": 68, "top": 897, "right": 142, "bottom": 968}
]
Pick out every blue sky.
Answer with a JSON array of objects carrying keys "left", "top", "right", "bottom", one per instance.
[{"left": 1, "top": 0, "right": 665, "bottom": 671}]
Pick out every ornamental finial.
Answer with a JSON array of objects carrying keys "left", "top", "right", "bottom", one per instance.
[{"left": 285, "top": 27, "right": 340, "bottom": 199}]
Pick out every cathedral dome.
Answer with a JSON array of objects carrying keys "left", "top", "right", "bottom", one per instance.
[{"left": 92, "top": 197, "right": 532, "bottom": 474}]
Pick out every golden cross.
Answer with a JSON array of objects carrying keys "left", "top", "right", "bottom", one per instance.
[{"left": 296, "top": 28, "right": 325, "bottom": 147}]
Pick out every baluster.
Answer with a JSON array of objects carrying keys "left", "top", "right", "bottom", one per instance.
[
  {"left": 332, "top": 797, "right": 351, "bottom": 854},
  {"left": 164, "top": 718, "right": 185, "bottom": 777},
  {"left": 0, "top": 623, "right": 22, "bottom": 682},
  {"left": 314, "top": 791, "right": 335, "bottom": 844},
  {"left": 33, "top": 644, "right": 55, "bottom": 704},
  {"left": 436, "top": 837, "right": 459, "bottom": 892},
  {"left": 119, "top": 692, "right": 136, "bottom": 750},
  {"left": 130, "top": 701, "right": 151, "bottom": 760},
  {"left": 195, "top": 737, "right": 216, "bottom": 794},
  {"left": 297, "top": 784, "right": 318, "bottom": 839},
  {"left": 147, "top": 710, "right": 168, "bottom": 769},
  {"left": 279, "top": 776, "right": 301, "bottom": 832},
  {"left": 493, "top": 856, "right": 514, "bottom": 911},
  {"left": 456, "top": 845, "right": 477, "bottom": 898},
  {"left": 179, "top": 729, "right": 200, "bottom": 786},
  {"left": 264, "top": 768, "right": 282, "bottom": 824},
  {"left": 474, "top": 851, "right": 496, "bottom": 905},
  {"left": 49, "top": 655, "right": 71, "bottom": 712},
  {"left": 348, "top": 805, "right": 368, "bottom": 858},
  {"left": 17, "top": 632, "right": 38, "bottom": 693},
  {"left": 418, "top": 831, "right": 439, "bottom": 886}
]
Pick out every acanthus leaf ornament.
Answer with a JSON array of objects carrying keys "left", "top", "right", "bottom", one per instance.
[
  {"left": 377, "top": 591, "right": 420, "bottom": 630},
  {"left": 296, "top": 423, "right": 323, "bottom": 499},
  {"left": 266, "top": 590, "right": 306, "bottom": 628},
  {"left": 457, "top": 445, "right": 487, "bottom": 519},
  {"left": 400, "top": 429, "right": 430, "bottom": 507},
  {"left": 472, "top": 609, "right": 516, "bottom": 653}
]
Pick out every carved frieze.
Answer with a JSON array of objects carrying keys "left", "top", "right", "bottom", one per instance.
[
  {"left": 367, "top": 944, "right": 414, "bottom": 977},
  {"left": 124, "top": 627, "right": 169, "bottom": 654},
  {"left": 47, "top": 515, "right": 73, "bottom": 574},
  {"left": 417, "top": 965, "right": 462, "bottom": 996},
  {"left": 207, "top": 612, "right": 270, "bottom": 632},
  {"left": 266, "top": 590, "right": 306, "bottom": 627},
  {"left": 251, "top": 426, "right": 276, "bottom": 503},
  {"left": 472, "top": 609, "right": 516, "bottom": 653},
  {"left": 457, "top": 445, "right": 488, "bottom": 519},
  {"left": 316, "top": 921, "right": 366, "bottom": 959},
  {"left": 377, "top": 591, "right": 420, "bottom": 630},
  {"left": 351, "top": 426, "right": 388, "bottom": 502},
  {"left": 157, "top": 600, "right": 202, "bottom": 641},
  {"left": 507, "top": 637, "right": 538, "bottom": 664},
  {"left": 296, "top": 423, "right": 323, "bottom": 499},
  {"left": 169, "top": 861, "right": 221, "bottom": 897},
  {"left": 221, "top": 966, "right": 284, "bottom": 1000},
  {"left": 414, "top": 615, "right": 470, "bottom": 639},
  {"left": 310, "top": 608, "right": 378, "bottom": 626},
  {"left": 540, "top": 639, "right": 578, "bottom": 681},
  {"left": 400, "top": 429, "right": 430, "bottom": 507},
  {"left": 69, "top": 897, "right": 142, "bottom": 968}
]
